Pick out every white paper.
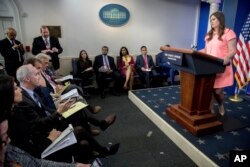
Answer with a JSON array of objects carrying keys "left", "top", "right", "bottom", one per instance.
[
  {"left": 60, "top": 89, "right": 79, "bottom": 101},
  {"left": 41, "top": 124, "right": 77, "bottom": 158},
  {"left": 55, "top": 75, "right": 73, "bottom": 82}
]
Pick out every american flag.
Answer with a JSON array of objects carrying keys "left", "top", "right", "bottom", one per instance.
[{"left": 233, "top": 12, "right": 250, "bottom": 89}]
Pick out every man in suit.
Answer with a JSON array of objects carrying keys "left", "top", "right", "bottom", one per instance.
[
  {"left": 136, "top": 46, "right": 157, "bottom": 88},
  {"left": 0, "top": 90, "right": 89, "bottom": 167},
  {"left": 156, "top": 44, "right": 178, "bottom": 85},
  {"left": 9, "top": 64, "right": 119, "bottom": 162},
  {"left": 32, "top": 26, "right": 63, "bottom": 75},
  {"left": 8, "top": 64, "right": 71, "bottom": 160},
  {"left": 0, "top": 27, "right": 25, "bottom": 80},
  {"left": 93, "top": 46, "right": 122, "bottom": 98}
]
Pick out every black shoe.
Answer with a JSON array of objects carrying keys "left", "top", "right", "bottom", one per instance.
[
  {"left": 100, "top": 113, "right": 116, "bottom": 131},
  {"left": 108, "top": 143, "right": 120, "bottom": 155},
  {"left": 98, "top": 143, "right": 120, "bottom": 158}
]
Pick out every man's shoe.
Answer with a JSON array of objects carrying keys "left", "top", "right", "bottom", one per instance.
[
  {"left": 108, "top": 143, "right": 120, "bottom": 155},
  {"left": 100, "top": 113, "right": 117, "bottom": 131},
  {"left": 98, "top": 143, "right": 120, "bottom": 158}
]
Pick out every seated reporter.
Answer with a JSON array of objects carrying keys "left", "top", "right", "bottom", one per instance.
[
  {"left": 36, "top": 53, "right": 90, "bottom": 98},
  {"left": 93, "top": 46, "right": 122, "bottom": 98},
  {"left": 156, "top": 44, "right": 178, "bottom": 85},
  {"left": 9, "top": 65, "right": 120, "bottom": 162},
  {"left": 26, "top": 57, "right": 114, "bottom": 136},
  {"left": 136, "top": 46, "right": 157, "bottom": 88},
  {"left": 34, "top": 54, "right": 100, "bottom": 113},
  {"left": 76, "top": 50, "right": 94, "bottom": 88},
  {"left": 0, "top": 75, "right": 90, "bottom": 167},
  {"left": 118, "top": 46, "right": 135, "bottom": 90}
]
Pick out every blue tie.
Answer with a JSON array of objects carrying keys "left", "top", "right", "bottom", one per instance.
[
  {"left": 33, "top": 93, "right": 41, "bottom": 108},
  {"left": 33, "top": 93, "right": 51, "bottom": 116}
]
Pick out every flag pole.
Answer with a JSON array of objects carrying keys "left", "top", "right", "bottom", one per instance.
[{"left": 229, "top": 85, "right": 244, "bottom": 102}]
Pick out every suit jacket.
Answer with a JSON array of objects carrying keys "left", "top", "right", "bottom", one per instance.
[
  {"left": 136, "top": 54, "right": 155, "bottom": 71},
  {"left": 32, "top": 36, "right": 63, "bottom": 70},
  {"left": 0, "top": 38, "right": 25, "bottom": 76},
  {"left": 32, "top": 36, "right": 63, "bottom": 55},
  {"left": 93, "top": 54, "right": 117, "bottom": 73},
  {"left": 9, "top": 88, "right": 64, "bottom": 157}
]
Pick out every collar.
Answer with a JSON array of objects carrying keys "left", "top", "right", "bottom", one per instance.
[
  {"left": 42, "top": 36, "right": 50, "bottom": 41},
  {"left": 21, "top": 86, "right": 36, "bottom": 100},
  {"left": 7, "top": 37, "right": 14, "bottom": 43}
]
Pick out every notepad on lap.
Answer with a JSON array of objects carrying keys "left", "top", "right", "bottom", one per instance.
[
  {"left": 62, "top": 101, "right": 88, "bottom": 118},
  {"left": 41, "top": 124, "right": 77, "bottom": 158}
]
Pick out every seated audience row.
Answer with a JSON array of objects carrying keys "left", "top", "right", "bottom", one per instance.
[
  {"left": 0, "top": 26, "right": 177, "bottom": 99},
  {"left": 75, "top": 45, "right": 177, "bottom": 98},
  {"left": 0, "top": 75, "right": 90, "bottom": 167},
  {"left": 0, "top": 57, "right": 120, "bottom": 165}
]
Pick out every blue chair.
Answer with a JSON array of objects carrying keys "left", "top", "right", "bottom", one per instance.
[{"left": 155, "top": 54, "right": 179, "bottom": 85}]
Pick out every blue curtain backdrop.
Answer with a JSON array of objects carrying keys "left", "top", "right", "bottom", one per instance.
[
  {"left": 197, "top": 1, "right": 223, "bottom": 50},
  {"left": 197, "top": 2, "right": 210, "bottom": 50},
  {"left": 225, "top": 0, "right": 250, "bottom": 95}
]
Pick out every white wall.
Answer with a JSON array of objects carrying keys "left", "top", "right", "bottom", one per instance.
[{"left": 11, "top": 0, "right": 199, "bottom": 58}]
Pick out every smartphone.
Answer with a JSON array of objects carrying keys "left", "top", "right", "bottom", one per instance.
[{"left": 91, "top": 158, "right": 102, "bottom": 167}]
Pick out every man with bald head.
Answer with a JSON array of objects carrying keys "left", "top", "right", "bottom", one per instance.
[{"left": 0, "top": 27, "right": 25, "bottom": 79}]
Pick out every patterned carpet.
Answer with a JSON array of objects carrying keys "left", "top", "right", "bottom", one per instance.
[{"left": 130, "top": 86, "right": 250, "bottom": 167}]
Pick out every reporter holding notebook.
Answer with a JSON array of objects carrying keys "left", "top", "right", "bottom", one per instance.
[
  {"left": 8, "top": 64, "right": 120, "bottom": 163},
  {"left": 0, "top": 75, "right": 90, "bottom": 167}
]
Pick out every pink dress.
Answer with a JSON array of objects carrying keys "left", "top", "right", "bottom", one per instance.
[{"left": 205, "top": 28, "right": 236, "bottom": 88}]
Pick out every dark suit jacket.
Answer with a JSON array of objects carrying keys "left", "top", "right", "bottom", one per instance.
[
  {"left": 93, "top": 55, "right": 117, "bottom": 73},
  {"left": 0, "top": 38, "right": 25, "bottom": 76},
  {"left": 32, "top": 36, "right": 63, "bottom": 70},
  {"left": 9, "top": 88, "right": 64, "bottom": 157},
  {"left": 135, "top": 54, "right": 155, "bottom": 71}
]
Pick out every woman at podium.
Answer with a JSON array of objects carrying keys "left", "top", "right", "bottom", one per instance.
[{"left": 202, "top": 11, "right": 236, "bottom": 116}]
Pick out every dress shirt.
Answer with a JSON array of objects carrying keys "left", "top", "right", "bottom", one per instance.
[
  {"left": 21, "top": 86, "right": 41, "bottom": 107},
  {"left": 42, "top": 37, "right": 50, "bottom": 49},
  {"left": 102, "top": 55, "right": 110, "bottom": 70}
]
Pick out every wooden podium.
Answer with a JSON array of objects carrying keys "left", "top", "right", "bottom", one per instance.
[{"left": 160, "top": 47, "right": 226, "bottom": 136}]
